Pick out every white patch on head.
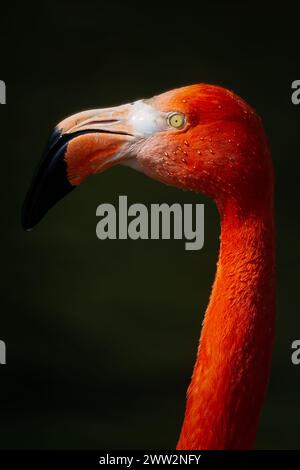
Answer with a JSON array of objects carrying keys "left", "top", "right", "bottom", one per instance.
[{"left": 129, "top": 100, "right": 168, "bottom": 137}]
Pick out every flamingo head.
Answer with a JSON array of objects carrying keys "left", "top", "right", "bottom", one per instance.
[{"left": 22, "top": 84, "right": 272, "bottom": 230}]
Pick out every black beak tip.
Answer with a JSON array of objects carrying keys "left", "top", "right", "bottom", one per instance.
[{"left": 21, "top": 127, "right": 75, "bottom": 231}]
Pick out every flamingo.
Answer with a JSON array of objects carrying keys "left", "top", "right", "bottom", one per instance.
[{"left": 22, "top": 84, "right": 275, "bottom": 450}]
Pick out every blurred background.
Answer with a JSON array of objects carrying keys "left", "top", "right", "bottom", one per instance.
[{"left": 0, "top": 0, "right": 299, "bottom": 449}]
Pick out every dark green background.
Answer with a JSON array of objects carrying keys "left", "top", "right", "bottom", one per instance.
[{"left": 1, "top": 1, "right": 299, "bottom": 449}]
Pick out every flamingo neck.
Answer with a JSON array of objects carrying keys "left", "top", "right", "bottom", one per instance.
[{"left": 177, "top": 193, "right": 275, "bottom": 450}]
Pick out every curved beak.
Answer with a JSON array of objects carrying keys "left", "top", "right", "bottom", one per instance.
[{"left": 21, "top": 103, "right": 137, "bottom": 230}]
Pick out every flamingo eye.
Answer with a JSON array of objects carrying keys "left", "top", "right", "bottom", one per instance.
[{"left": 167, "top": 112, "right": 185, "bottom": 129}]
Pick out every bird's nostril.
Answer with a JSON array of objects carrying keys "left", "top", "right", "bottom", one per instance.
[{"left": 87, "top": 119, "right": 120, "bottom": 126}]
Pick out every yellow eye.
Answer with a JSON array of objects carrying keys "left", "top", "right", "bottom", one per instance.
[{"left": 167, "top": 112, "right": 185, "bottom": 129}]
